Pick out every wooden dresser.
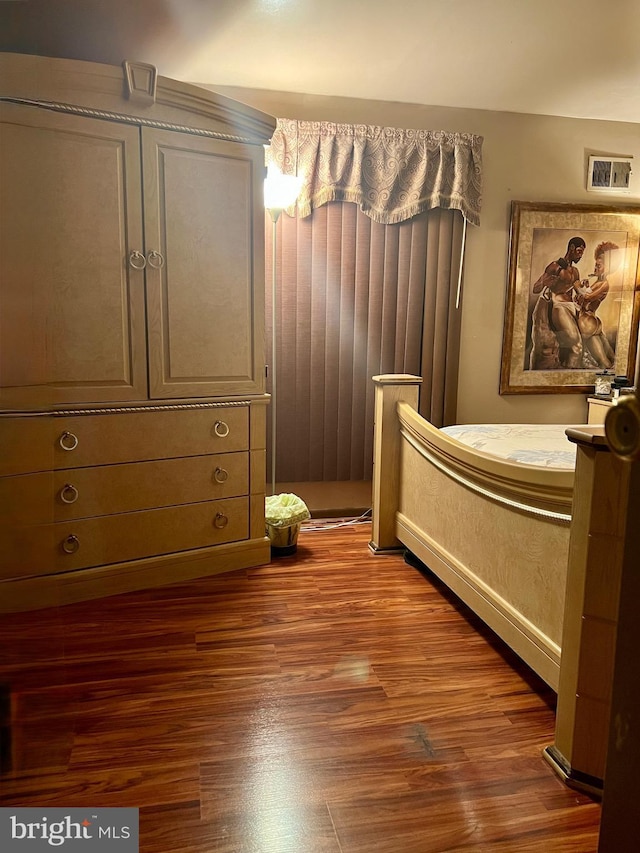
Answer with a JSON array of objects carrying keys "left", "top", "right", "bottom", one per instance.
[
  {"left": 586, "top": 396, "right": 616, "bottom": 425},
  {"left": 0, "top": 54, "right": 276, "bottom": 611}
]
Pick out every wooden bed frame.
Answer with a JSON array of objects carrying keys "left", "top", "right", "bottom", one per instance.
[
  {"left": 370, "top": 375, "right": 636, "bottom": 793},
  {"left": 370, "top": 375, "right": 574, "bottom": 691}
]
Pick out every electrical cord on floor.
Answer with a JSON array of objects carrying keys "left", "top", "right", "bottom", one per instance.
[{"left": 301, "top": 508, "right": 372, "bottom": 532}]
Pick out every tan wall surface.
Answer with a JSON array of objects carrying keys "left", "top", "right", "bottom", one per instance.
[{"left": 209, "top": 85, "right": 640, "bottom": 426}]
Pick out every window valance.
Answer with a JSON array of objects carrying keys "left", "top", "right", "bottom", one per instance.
[{"left": 267, "top": 118, "right": 483, "bottom": 226}]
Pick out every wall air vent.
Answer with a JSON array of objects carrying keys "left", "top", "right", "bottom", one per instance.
[{"left": 587, "top": 156, "right": 633, "bottom": 193}]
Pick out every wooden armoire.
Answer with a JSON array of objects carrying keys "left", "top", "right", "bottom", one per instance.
[{"left": 0, "top": 53, "right": 276, "bottom": 611}]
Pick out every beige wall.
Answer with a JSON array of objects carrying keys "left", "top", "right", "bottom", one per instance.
[{"left": 210, "top": 84, "right": 640, "bottom": 425}]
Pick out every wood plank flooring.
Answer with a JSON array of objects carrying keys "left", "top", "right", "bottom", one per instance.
[{"left": 0, "top": 522, "right": 601, "bottom": 852}]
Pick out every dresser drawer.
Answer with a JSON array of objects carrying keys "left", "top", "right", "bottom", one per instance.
[
  {"left": 53, "top": 452, "right": 249, "bottom": 519},
  {"left": 0, "top": 406, "right": 249, "bottom": 475},
  {"left": 1, "top": 497, "right": 249, "bottom": 579},
  {"left": 0, "top": 416, "right": 56, "bottom": 478},
  {"left": 0, "top": 452, "right": 249, "bottom": 524}
]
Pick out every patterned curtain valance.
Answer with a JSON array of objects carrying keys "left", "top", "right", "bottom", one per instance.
[{"left": 267, "top": 118, "right": 483, "bottom": 226}]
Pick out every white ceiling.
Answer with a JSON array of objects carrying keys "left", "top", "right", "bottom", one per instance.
[{"left": 2, "top": 0, "right": 640, "bottom": 124}]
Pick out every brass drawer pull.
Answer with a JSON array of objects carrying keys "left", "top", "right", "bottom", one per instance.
[
  {"left": 213, "top": 420, "right": 230, "bottom": 438},
  {"left": 59, "top": 431, "right": 79, "bottom": 451},
  {"left": 213, "top": 467, "right": 229, "bottom": 484},
  {"left": 59, "top": 483, "right": 79, "bottom": 504},
  {"left": 61, "top": 534, "right": 80, "bottom": 554},
  {"left": 213, "top": 512, "right": 228, "bottom": 529}
]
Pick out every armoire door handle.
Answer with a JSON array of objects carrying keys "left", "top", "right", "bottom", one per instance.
[
  {"left": 147, "top": 250, "right": 165, "bottom": 269},
  {"left": 129, "top": 250, "right": 147, "bottom": 270}
]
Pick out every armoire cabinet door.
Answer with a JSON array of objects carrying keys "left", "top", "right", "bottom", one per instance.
[
  {"left": 0, "top": 103, "right": 148, "bottom": 409},
  {"left": 142, "top": 128, "right": 266, "bottom": 399}
]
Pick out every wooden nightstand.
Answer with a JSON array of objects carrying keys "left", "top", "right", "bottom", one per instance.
[{"left": 586, "top": 396, "right": 616, "bottom": 425}]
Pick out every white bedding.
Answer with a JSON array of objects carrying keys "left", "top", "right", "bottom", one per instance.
[{"left": 440, "top": 423, "right": 579, "bottom": 470}]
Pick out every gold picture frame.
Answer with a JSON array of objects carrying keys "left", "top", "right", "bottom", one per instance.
[{"left": 500, "top": 200, "right": 640, "bottom": 394}]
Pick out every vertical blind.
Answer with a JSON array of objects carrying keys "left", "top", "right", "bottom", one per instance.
[{"left": 266, "top": 201, "right": 464, "bottom": 483}]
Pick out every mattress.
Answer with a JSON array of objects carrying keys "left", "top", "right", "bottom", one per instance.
[{"left": 440, "top": 423, "right": 579, "bottom": 470}]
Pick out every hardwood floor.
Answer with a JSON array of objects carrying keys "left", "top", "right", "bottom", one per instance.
[{"left": 0, "top": 522, "right": 601, "bottom": 852}]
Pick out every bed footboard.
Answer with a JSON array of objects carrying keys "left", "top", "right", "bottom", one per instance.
[{"left": 371, "top": 375, "right": 574, "bottom": 690}]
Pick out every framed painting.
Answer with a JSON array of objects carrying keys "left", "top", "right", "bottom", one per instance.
[{"left": 500, "top": 201, "right": 640, "bottom": 394}]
